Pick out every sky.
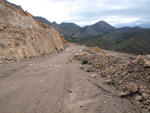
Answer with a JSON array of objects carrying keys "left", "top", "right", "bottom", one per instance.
[{"left": 9, "top": 0, "right": 150, "bottom": 28}]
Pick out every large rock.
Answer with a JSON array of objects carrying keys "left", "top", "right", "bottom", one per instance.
[
  {"left": 127, "top": 82, "right": 138, "bottom": 93},
  {"left": 118, "top": 91, "right": 129, "bottom": 98},
  {"left": 143, "top": 55, "right": 150, "bottom": 68},
  {"left": 135, "top": 95, "right": 142, "bottom": 101},
  {"left": 142, "top": 93, "right": 150, "bottom": 100},
  {"left": 0, "top": 1, "right": 65, "bottom": 64}
]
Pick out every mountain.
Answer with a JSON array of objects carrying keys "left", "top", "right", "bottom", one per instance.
[
  {"left": 0, "top": 0, "right": 65, "bottom": 64},
  {"left": 51, "top": 21, "right": 116, "bottom": 38},
  {"left": 52, "top": 22, "right": 83, "bottom": 37},
  {"left": 51, "top": 21, "right": 150, "bottom": 55},
  {"left": 33, "top": 16, "right": 52, "bottom": 26},
  {"left": 82, "top": 21, "right": 116, "bottom": 37}
]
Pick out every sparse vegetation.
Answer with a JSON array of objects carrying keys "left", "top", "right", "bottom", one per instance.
[
  {"left": 82, "top": 59, "right": 88, "bottom": 65},
  {"left": 65, "top": 28, "right": 150, "bottom": 55}
]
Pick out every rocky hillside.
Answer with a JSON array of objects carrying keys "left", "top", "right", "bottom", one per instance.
[
  {"left": 2, "top": 0, "right": 23, "bottom": 10},
  {"left": 2, "top": 0, "right": 53, "bottom": 28},
  {"left": 33, "top": 16, "right": 52, "bottom": 26},
  {"left": 74, "top": 47, "right": 150, "bottom": 112},
  {"left": 0, "top": 0, "right": 66, "bottom": 65}
]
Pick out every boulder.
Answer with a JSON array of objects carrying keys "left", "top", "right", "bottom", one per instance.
[
  {"left": 127, "top": 82, "right": 138, "bottom": 93},
  {"left": 118, "top": 91, "right": 129, "bottom": 98},
  {"left": 104, "top": 79, "right": 112, "bottom": 84},
  {"left": 89, "top": 74, "right": 96, "bottom": 78},
  {"left": 86, "top": 65, "right": 94, "bottom": 72},
  {"left": 142, "top": 93, "right": 150, "bottom": 100},
  {"left": 143, "top": 55, "right": 150, "bottom": 68},
  {"left": 135, "top": 95, "right": 142, "bottom": 101}
]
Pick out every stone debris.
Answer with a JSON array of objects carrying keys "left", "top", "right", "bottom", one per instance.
[
  {"left": 103, "top": 79, "right": 112, "bottom": 84},
  {"left": 118, "top": 91, "right": 129, "bottom": 98},
  {"left": 80, "top": 65, "right": 85, "bottom": 70},
  {"left": 142, "top": 93, "right": 150, "bottom": 100},
  {"left": 89, "top": 74, "right": 96, "bottom": 78},
  {"left": 135, "top": 95, "right": 142, "bottom": 101},
  {"left": 86, "top": 65, "right": 94, "bottom": 72},
  {"left": 74, "top": 47, "right": 150, "bottom": 112}
]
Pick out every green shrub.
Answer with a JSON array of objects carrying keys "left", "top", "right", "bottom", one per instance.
[{"left": 82, "top": 60, "right": 88, "bottom": 65}]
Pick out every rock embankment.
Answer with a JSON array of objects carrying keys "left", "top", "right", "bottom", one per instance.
[
  {"left": 0, "top": 0, "right": 66, "bottom": 65},
  {"left": 74, "top": 47, "right": 150, "bottom": 112}
]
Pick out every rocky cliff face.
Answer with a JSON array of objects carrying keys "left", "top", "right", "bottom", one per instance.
[{"left": 0, "top": 0, "right": 65, "bottom": 64}]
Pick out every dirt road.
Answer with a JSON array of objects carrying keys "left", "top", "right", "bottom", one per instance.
[{"left": 0, "top": 44, "right": 144, "bottom": 113}]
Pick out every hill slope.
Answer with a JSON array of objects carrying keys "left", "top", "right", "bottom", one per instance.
[
  {"left": 82, "top": 28, "right": 150, "bottom": 54},
  {"left": 0, "top": 0, "right": 65, "bottom": 64}
]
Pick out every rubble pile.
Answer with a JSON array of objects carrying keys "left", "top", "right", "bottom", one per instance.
[{"left": 74, "top": 47, "right": 150, "bottom": 111}]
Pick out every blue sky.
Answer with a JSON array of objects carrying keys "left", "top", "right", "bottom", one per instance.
[{"left": 9, "top": 0, "right": 150, "bottom": 28}]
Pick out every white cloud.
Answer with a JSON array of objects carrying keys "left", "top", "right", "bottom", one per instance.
[{"left": 8, "top": 0, "right": 150, "bottom": 27}]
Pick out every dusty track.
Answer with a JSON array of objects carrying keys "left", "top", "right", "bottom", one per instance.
[{"left": 0, "top": 44, "right": 144, "bottom": 113}]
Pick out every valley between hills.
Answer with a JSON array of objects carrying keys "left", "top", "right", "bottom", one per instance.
[{"left": 0, "top": 0, "right": 150, "bottom": 113}]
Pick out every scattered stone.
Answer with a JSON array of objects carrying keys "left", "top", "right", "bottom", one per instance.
[
  {"left": 143, "top": 55, "right": 150, "bottom": 68},
  {"left": 66, "top": 49, "right": 70, "bottom": 51},
  {"left": 104, "top": 79, "right": 112, "bottom": 84},
  {"left": 67, "top": 58, "right": 73, "bottom": 63},
  {"left": 80, "top": 65, "right": 85, "bottom": 70},
  {"left": 119, "top": 80, "right": 124, "bottom": 85},
  {"left": 118, "top": 91, "right": 129, "bottom": 98},
  {"left": 144, "top": 90, "right": 150, "bottom": 94},
  {"left": 135, "top": 95, "right": 142, "bottom": 101},
  {"left": 142, "top": 93, "right": 150, "bottom": 100},
  {"left": 74, "top": 47, "right": 150, "bottom": 111},
  {"left": 29, "top": 64, "right": 32, "bottom": 66},
  {"left": 89, "top": 74, "right": 96, "bottom": 78},
  {"left": 91, "top": 47, "right": 102, "bottom": 53},
  {"left": 101, "top": 74, "right": 106, "bottom": 77},
  {"left": 80, "top": 105, "right": 83, "bottom": 107},
  {"left": 67, "top": 90, "right": 72, "bottom": 93},
  {"left": 86, "top": 65, "right": 94, "bottom": 72},
  {"left": 74, "top": 53, "right": 80, "bottom": 57},
  {"left": 146, "top": 76, "right": 150, "bottom": 81}
]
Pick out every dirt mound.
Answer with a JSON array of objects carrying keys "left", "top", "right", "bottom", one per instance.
[
  {"left": 74, "top": 47, "right": 150, "bottom": 112},
  {"left": 0, "top": 1, "right": 66, "bottom": 65}
]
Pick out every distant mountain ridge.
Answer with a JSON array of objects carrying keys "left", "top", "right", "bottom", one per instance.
[
  {"left": 52, "top": 21, "right": 116, "bottom": 38},
  {"left": 52, "top": 21, "right": 150, "bottom": 54}
]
